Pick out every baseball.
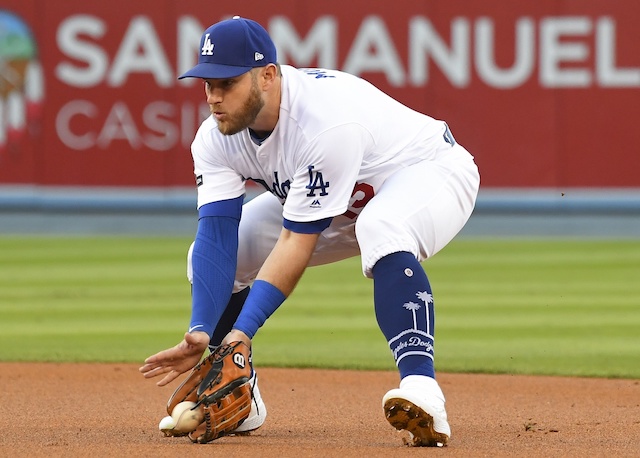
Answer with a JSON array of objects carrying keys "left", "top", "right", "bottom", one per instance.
[
  {"left": 158, "top": 415, "right": 177, "bottom": 432},
  {"left": 171, "top": 401, "right": 204, "bottom": 433}
]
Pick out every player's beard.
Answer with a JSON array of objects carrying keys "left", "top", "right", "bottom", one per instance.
[{"left": 216, "top": 73, "right": 264, "bottom": 136}]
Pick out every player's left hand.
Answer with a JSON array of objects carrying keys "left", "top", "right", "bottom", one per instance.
[{"left": 139, "top": 331, "right": 210, "bottom": 386}]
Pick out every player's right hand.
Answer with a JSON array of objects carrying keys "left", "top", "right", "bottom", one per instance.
[{"left": 139, "top": 331, "right": 210, "bottom": 386}]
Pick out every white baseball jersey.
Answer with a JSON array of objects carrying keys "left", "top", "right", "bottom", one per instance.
[{"left": 191, "top": 65, "right": 456, "bottom": 229}]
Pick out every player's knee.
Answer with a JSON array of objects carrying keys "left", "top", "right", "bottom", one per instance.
[
  {"left": 356, "top": 211, "right": 420, "bottom": 267},
  {"left": 355, "top": 213, "right": 406, "bottom": 254},
  {"left": 354, "top": 210, "right": 373, "bottom": 240},
  {"left": 356, "top": 211, "right": 398, "bottom": 241}
]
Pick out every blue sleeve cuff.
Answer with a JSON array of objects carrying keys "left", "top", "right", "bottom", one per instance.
[
  {"left": 283, "top": 217, "right": 333, "bottom": 234},
  {"left": 232, "top": 280, "right": 286, "bottom": 338},
  {"left": 198, "top": 196, "right": 243, "bottom": 220}
]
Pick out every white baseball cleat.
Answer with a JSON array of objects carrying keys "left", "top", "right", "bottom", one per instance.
[
  {"left": 382, "top": 375, "right": 450, "bottom": 447},
  {"left": 232, "top": 372, "right": 267, "bottom": 434}
]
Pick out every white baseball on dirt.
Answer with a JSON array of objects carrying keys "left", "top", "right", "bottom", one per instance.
[
  {"left": 158, "top": 415, "right": 177, "bottom": 431},
  {"left": 171, "top": 401, "right": 204, "bottom": 433}
]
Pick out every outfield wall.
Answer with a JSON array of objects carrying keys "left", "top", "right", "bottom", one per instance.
[
  {"left": 1, "top": 1, "right": 638, "bottom": 235},
  {"left": 1, "top": 0, "right": 639, "bottom": 190}
]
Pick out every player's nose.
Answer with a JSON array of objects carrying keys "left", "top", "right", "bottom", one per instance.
[
  {"left": 204, "top": 82, "right": 224, "bottom": 103},
  {"left": 206, "top": 88, "right": 223, "bottom": 104}
]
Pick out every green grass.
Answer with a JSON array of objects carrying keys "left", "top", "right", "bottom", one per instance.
[
  {"left": 0, "top": 237, "right": 191, "bottom": 361},
  {"left": 0, "top": 237, "right": 638, "bottom": 378}
]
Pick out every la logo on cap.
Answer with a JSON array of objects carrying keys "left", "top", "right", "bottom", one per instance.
[{"left": 202, "top": 33, "right": 214, "bottom": 56}]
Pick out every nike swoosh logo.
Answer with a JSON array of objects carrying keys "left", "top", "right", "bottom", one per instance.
[{"left": 188, "top": 325, "right": 204, "bottom": 333}]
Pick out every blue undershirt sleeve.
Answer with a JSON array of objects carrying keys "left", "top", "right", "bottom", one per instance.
[
  {"left": 283, "top": 216, "right": 333, "bottom": 234},
  {"left": 189, "top": 197, "right": 243, "bottom": 337}
]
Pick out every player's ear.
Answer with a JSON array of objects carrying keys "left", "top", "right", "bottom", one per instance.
[{"left": 261, "top": 64, "right": 279, "bottom": 89}]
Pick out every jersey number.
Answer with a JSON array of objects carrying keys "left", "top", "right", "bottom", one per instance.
[{"left": 343, "top": 182, "right": 374, "bottom": 219}]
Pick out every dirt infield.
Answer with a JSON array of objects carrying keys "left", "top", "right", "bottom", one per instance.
[{"left": 1, "top": 363, "right": 638, "bottom": 457}]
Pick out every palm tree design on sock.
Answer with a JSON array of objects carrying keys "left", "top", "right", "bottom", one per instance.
[
  {"left": 416, "top": 291, "right": 433, "bottom": 333},
  {"left": 416, "top": 291, "right": 433, "bottom": 306},
  {"left": 403, "top": 301, "right": 422, "bottom": 329}
]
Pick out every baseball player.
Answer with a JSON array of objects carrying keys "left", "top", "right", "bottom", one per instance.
[{"left": 140, "top": 16, "right": 479, "bottom": 446}]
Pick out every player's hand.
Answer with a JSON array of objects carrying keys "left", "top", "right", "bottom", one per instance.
[{"left": 139, "top": 331, "right": 210, "bottom": 386}]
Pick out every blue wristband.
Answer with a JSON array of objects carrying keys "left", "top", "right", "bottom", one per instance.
[{"left": 233, "top": 280, "right": 286, "bottom": 338}]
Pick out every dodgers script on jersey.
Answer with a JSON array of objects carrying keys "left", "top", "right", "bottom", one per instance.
[{"left": 191, "top": 65, "right": 453, "bottom": 227}]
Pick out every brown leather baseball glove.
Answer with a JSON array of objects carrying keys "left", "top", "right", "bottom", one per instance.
[{"left": 162, "top": 341, "right": 253, "bottom": 443}]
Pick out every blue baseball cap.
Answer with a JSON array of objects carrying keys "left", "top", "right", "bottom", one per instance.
[{"left": 179, "top": 16, "right": 277, "bottom": 80}]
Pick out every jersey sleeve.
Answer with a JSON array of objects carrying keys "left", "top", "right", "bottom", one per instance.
[
  {"left": 282, "top": 123, "right": 372, "bottom": 223},
  {"left": 191, "top": 121, "right": 246, "bottom": 209}
]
